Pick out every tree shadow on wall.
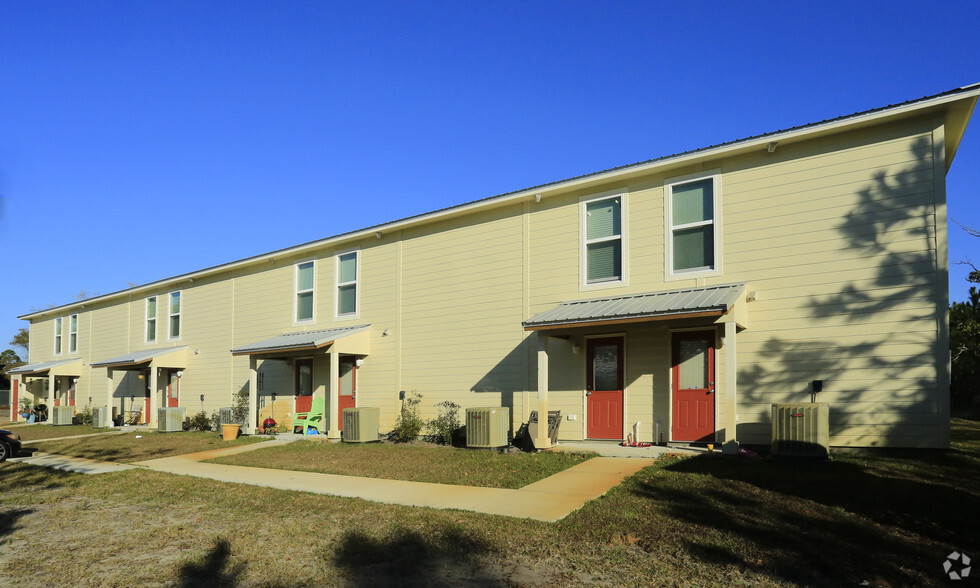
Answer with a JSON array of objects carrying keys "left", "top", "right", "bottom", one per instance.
[{"left": 740, "top": 135, "right": 947, "bottom": 444}]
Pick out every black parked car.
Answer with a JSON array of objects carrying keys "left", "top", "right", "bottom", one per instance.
[{"left": 0, "top": 429, "right": 22, "bottom": 462}]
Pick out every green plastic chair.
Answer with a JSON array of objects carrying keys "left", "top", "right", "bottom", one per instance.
[{"left": 293, "top": 397, "right": 325, "bottom": 435}]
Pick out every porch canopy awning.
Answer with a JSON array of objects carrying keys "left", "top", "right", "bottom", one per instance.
[
  {"left": 9, "top": 358, "right": 83, "bottom": 376},
  {"left": 523, "top": 282, "right": 747, "bottom": 331},
  {"left": 91, "top": 346, "right": 187, "bottom": 369},
  {"left": 230, "top": 324, "right": 371, "bottom": 357}
]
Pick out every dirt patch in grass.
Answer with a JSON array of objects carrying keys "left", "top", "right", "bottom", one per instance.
[
  {"left": 26, "top": 431, "right": 268, "bottom": 463},
  {"left": 7, "top": 424, "right": 107, "bottom": 442},
  {"left": 207, "top": 440, "right": 594, "bottom": 488}
]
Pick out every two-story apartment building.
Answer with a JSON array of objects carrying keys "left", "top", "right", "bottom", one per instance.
[{"left": 11, "top": 84, "right": 979, "bottom": 449}]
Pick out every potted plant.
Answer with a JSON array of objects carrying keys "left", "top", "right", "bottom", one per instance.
[
  {"left": 221, "top": 388, "right": 250, "bottom": 441},
  {"left": 19, "top": 397, "right": 33, "bottom": 422}
]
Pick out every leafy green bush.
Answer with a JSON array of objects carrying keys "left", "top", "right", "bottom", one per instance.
[
  {"left": 209, "top": 411, "right": 222, "bottom": 431},
  {"left": 389, "top": 391, "right": 423, "bottom": 443},
  {"left": 427, "top": 400, "right": 461, "bottom": 445},
  {"left": 74, "top": 406, "right": 93, "bottom": 425},
  {"left": 188, "top": 411, "right": 213, "bottom": 431}
]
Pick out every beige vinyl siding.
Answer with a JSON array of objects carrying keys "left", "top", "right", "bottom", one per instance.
[
  {"left": 400, "top": 206, "right": 526, "bottom": 422},
  {"left": 721, "top": 122, "right": 942, "bottom": 447},
  {"left": 13, "top": 106, "right": 956, "bottom": 447}
]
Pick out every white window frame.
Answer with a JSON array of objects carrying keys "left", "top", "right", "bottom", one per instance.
[
  {"left": 69, "top": 314, "right": 78, "bottom": 353},
  {"left": 665, "top": 171, "right": 722, "bottom": 281},
  {"left": 335, "top": 249, "right": 360, "bottom": 319},
  {"left": 167, "top": 291, "right": 182, "bottom": 340},
  {"left": 145, "top": 296, "right": 158, "bottom": 343},
  {"left": 54, "top": 317, "right": 63, "bottom": 355},
  {"left": 580, "top": 190, "right": 628, "bottom": 290},
  {"left": 294, "top": 260, "right": 316, "bottom": 323}
]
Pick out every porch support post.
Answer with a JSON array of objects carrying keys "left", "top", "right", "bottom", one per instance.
[
  {"left": 534, "top": 335, "right": 552, "bottom": 450},
  {"left": 47, "top": 373, "right": 55, "bottom": 422},
  {"left": 247, "top": 357, "right": 258, "bottom": 434},
  {"left": 105, "top": 369, "right": 114, "bottom": 427},
  {"left": 327, "top": 350, "right": 340, "bottom": 438},
  {"left": 10, "top": 377, "right": 19, "bottom": 422},
  {"left": 149, "top": 367, "right": 159, "bottom": 427},
  {"left": 723, "top": 320, "right": 738, "bottom": 453}
]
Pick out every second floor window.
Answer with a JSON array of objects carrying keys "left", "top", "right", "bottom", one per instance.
[
  {"left": 168, "top": 292, "right": 181, "bottom": 339},
  {"left": 146, "top": 297, "right": 157, "bottom": 342},
  {"left": 296, "top": 261, "right": 315, "bottom": 322},
  {"left": 583, "top": 195, "right": 624, "bottom": 285},
  {"left": 54, "top": 317, "right": 63, "bottom": 354},
  {"left": 69, "top": 314, "right": 78, "bottom": 353},
  {"left": 668, "top": 176, "right": 717, "bottom": 275},
  {"left": 337, "top": 252, "right": 358, "bottom": 316}
]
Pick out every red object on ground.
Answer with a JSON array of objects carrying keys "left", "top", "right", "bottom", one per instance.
[
  {"left": 620, "top": 434, "right": 653, "bottom": 448},
  {"left": 261, "top": 418, "right": 277, "bottom": 433}
]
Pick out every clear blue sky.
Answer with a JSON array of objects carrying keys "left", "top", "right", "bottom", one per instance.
[{"left": 1, "top": 1, "right": 979, "bottom": 358}]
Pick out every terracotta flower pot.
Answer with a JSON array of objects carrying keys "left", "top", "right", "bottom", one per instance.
[{"left": 221, "top": 423, "right": 241, "bottom": 441}]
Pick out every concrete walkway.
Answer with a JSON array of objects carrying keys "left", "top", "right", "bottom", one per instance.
[
  {"left": 9, "top": 452, "right": 139, "bottom": 474},
  {"left": 549, "top": 440, "right": 702, "bottom": 458},
  {"left": 136, "top": 444, "right": 655, "bottom": 521},
  {"left": 11, "top": 438, "right": 660, "bottom": 521}
]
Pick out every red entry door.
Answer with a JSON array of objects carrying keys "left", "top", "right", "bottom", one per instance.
[
  {"left": 168, "top": 371, "right": 180, "bottom": 408},
  {"left": 337, "top": 358, "right": 357, "bottom": 430},
  {"left": 671, "top": 331, "right": 716, "bottom": 442},
  {"left": 586, "top": 337, "right": 624, "bottom": 439},
  {"left": 68, "top": 379, "right": 76, "bottom": 407},
  {"left": 54, "top": 378, "right": 62, "bottom": 407},
  {"left": 295, "top": 359, "right": 313, "bottom": 413}
]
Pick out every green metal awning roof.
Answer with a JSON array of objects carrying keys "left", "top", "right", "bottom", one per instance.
[
  {"left": 230, "top": 324, "right": 371, "bottom": 356},
  {"left": 523, "top": 283, "right": 746, "bottom": 330}
]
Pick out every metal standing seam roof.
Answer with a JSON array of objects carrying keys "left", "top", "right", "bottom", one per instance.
[
  {"left": 8, "top": 358, "right": 83, "bottom": 375},
  {"left": 90, "top": 346, "right": 188, "bottom": 368},
  {"left": 230, "top": 324, "right": 371, "bottom": 356},
  {"left": 523, "top": 283, "right": 747, "bottom": 330}
]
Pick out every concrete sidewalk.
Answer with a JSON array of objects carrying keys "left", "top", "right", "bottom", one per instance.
[
  {"left": 9, "top": 452, "right": 139, "bottom": 474},
  {"left": 136, "top": 446, "right": 654, "bottom": 521},
  {"left": 13, "top": 439, "right": 659, "bottom": 521}
]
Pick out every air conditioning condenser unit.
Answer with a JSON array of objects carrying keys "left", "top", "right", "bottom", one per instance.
[
  {"left": 466, "top": 407, "right": 509, "bottom": 448},
  {"left": 342, "top": 407, "right": 380, "bottom": 443},
  {"left": 771, "top": 402, "right": 830, "bottom": 459},
  {"left": 52, "top": 405, "right": 74, "bottom": 426},
  {"left": 158, "top": 407, "right": 186, "bottom": 432}
]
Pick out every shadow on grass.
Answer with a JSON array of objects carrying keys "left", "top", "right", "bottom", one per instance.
[
  {"left": 0, "top": 508, "right": 35, "bottom": 540},
  {"left": 640, "top": 451, "right": 979, "bottom": 586},
  {"left": 177, "top": 538, "right": 245, "bottom": 588},
  {"left": 331, "top": 526, "right": 497, "bottom": 586},
  {"left": 0, "top": 462, "right": 79, "bottom": 493}
]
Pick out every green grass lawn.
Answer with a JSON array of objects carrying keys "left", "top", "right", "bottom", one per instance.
[
  {"left": 207, "top": 440, "right": 595, "bottom": 488},
  {"left": 1, "top": 420, "right": 976, "bottom": 586},
  {"left": 25, "top": 430, "right": 268, "bottom": 463},
  {"left": 7, "top": 423, "right": 107, "bottom": 441}
]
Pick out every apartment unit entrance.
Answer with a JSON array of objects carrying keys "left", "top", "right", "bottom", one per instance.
[
  {"left": 586, "top": 337, "right": 624, "bottom": 439},
  {"left": 671, "top": 331, "right": 716, "bottom": 442}
]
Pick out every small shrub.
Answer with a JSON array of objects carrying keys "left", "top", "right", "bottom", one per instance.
[
  {"left": 231, "top": 388, "right": 249, "bottom": 426},
  {"left": 427, "top": 401, "right": 461, "bottom": 445},
  {"left": 209, "top": 411, "right": 222, "bottom": 431},
  {"left": 75, "top": 406, "right": 93, "bottom": 426},
  {"left": 188, "top": 411, "right": 212, "bottom": 431},
  {"left": 389, "top": 391, "right": 423, "bottom": 443}
]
